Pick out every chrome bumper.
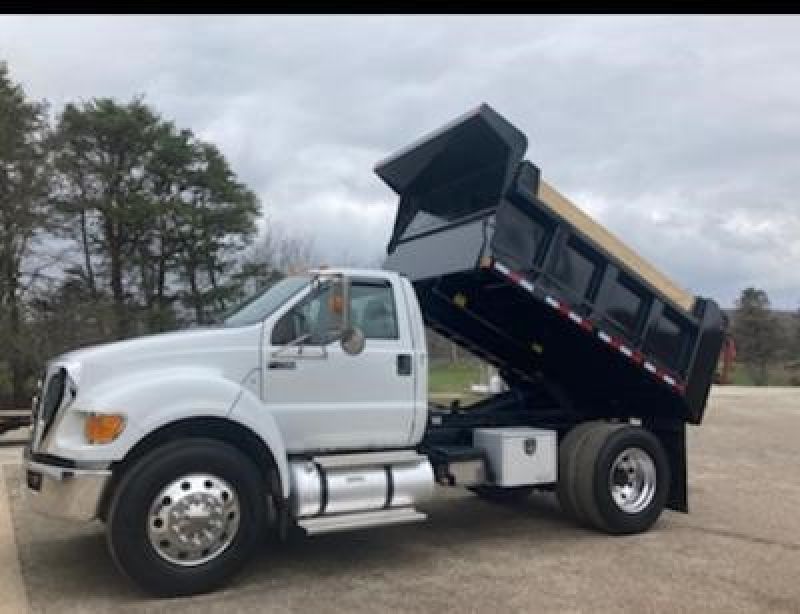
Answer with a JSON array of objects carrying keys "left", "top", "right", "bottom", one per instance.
[{"left": 23, "top": 453, "right": 111, "bottom": 522}]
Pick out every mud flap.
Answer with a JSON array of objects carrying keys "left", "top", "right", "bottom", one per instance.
[{"left": 645, "top": 418, "right": 688, "bottom": 513}]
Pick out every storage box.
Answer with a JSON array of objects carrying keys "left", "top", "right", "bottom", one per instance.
[{"left": 473, "top": 427, "right": 557, "bottom": 487}]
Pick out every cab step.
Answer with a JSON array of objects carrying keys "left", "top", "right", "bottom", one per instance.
[{"left": 297, "top": 507, "right": 427, "bottom": 535}]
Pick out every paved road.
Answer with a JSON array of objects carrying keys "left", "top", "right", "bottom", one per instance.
[{"left": 2, "top": 387, "right": 799, "bottom": 613}]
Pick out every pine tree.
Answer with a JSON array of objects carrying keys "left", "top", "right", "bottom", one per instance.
[
  {"left": 0, "top": 62, "right": 51, "bottom": 404},
  {"left": 732, "top": 288, "right": 779, "bottom": 386}
]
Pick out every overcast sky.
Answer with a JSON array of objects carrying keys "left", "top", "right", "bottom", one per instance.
[{"left": 1, "top": 15, "right": 798, "bottom": 308}]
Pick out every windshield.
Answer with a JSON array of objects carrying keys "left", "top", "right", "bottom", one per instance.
[{"left": 223, "top": 275, "right": 310, "bottom": 327}]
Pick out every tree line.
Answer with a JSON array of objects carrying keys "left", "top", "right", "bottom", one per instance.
[{"left": 0, "top": 62, "right": 314, "bottom": 406}]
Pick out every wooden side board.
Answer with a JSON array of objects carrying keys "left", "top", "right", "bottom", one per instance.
[{"left": 537, "top": 180, "right": 696, "bottom": 314}]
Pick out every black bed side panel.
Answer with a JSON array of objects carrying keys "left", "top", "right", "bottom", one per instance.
[{"left": 378, "top": 103, "right": 725, "bottom": 424}]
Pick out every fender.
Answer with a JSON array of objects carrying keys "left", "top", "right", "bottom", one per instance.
[
  {"left": 46, "top": 368, "right": 290, "bottom": 498},
  {"left": 228, "top": 388, "right": 290, "bottom": 499}
]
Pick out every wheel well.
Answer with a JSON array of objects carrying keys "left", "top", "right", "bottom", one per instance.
[{"left": 98, "top": 416, "right": 280, "bottom": 521}]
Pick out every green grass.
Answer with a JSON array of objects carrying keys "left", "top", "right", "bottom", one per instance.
[{"left": 428, "top": 362, "right": 487, "bottom": 405}]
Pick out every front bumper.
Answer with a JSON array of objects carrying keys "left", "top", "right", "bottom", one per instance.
[{"left": 23, "top": 452, "right": 111, "bottom": 522}]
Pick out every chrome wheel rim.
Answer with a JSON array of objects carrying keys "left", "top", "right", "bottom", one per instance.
[
  {"left": 609, "top": 447, "right": 656, "bottom": 514},
  {"left": 147, "top": 473, "right": 240, "bottom": 566}
]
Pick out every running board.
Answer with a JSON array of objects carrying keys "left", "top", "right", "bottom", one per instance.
[{"left": 297, "top": 507, "right": 427, "bottom": 535}]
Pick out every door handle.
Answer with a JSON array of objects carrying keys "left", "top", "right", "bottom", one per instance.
[
  {"left": 269, "top": 360, "right": 296, "bottom": 370},
  {"left": 397, "top": 354, "right": 412, "bottom": 376}
]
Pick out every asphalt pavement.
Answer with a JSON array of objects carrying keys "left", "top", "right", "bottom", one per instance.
[{"left": 1, "top": 387, "right": 799, "bottom": 613}]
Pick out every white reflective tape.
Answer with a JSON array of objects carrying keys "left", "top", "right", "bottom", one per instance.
[
  {"left": 494, "top": 262, "right": 511, "bottom": 276},
  {"left": 519, "top": 279, "right": 534, "bottom": 292},
  {"left": 598, "top": 331, "right": 612, "bottom": 344},
  {"left": 663, "top": 375, "right": 676, "bottom": 386},
  {"left": 644, "top": 362, "right": 657, "bottom": 373},
  {"left": 545, "top": 296, "right": 560, "bottom": 309},
  {"left": 619, "top": 346, "right": 633, "bottom": 357},
  {"left": 568, "top": 312, "right": 582, "bottom": 324}
]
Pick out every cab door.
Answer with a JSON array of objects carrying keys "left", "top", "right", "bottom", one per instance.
[{"left": 263, "top": 276, "right": 416, "bottom": 453}]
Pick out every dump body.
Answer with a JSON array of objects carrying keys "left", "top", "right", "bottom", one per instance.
[{"left": 377, "top": 104, "right": 725, "bottom": 425}]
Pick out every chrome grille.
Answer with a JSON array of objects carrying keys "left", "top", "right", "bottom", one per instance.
[{"left": 38, "top": 368, "right": 66, "bottom": 442}]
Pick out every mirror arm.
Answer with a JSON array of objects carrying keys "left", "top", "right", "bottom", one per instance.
[
  {"left": 272, "top": 332, "right": 312, "bottom": 357},
  {"left": 341, "top": 274, "right": 351, "bottom": 331},
  {"left": 289, "top": 333, "right": 312, "bottom": 348}
]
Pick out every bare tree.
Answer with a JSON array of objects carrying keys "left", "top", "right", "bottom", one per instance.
[{"left": 238, "top": 218, "right": 318, "bottom": 293}]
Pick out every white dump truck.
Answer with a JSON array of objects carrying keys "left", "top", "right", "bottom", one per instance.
[{"left": 24, "top": 105, "right": 725, "bottom": 596}]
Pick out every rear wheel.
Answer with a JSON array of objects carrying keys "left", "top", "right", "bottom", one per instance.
[
  {"left": 107, "top": 439, "right": 267, "bottom": 596},
  {"left": 573, "top": 424, "right": 670, "bottom": 535}
]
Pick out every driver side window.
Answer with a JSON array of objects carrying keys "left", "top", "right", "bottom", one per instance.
[{"left": 271, "top": 283, "right": 342, "bottom": 345}]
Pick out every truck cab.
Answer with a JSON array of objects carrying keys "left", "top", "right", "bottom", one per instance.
[
  {"left": 24, "top": 104, "right": 725, "bottom": 598},
  {"left": 253, "top": 269, "right": 427, "bottom": 452}
]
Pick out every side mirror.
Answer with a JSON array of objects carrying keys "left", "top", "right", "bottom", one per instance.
[
  {"left": 340, "top": 326, "right": 365, "bottom": 355},
  {"left": 330, "top": 274, "right": 365, "bottom": 355},
  {"left": 329, "top": 276, "right": 347, "bottom": 324}
]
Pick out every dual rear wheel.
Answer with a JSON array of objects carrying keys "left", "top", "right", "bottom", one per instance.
[{"left": 557, "top": 422, "right": 670, "bottom": 534}]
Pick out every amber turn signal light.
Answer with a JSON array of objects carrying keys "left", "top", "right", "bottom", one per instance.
[{"left": 85, "top": 413, "right": 126, "bottom": 444}]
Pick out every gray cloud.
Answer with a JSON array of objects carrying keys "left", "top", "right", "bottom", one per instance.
[{"left": 2, "top": 15, "right": 799, "bottom": 307}]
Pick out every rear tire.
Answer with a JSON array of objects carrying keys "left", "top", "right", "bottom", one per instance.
[
  {"left": 106, "top": 438, "right": 267, "bottom": 597},
  {"left": 574, "top": 424, "right": 670, "bottom": 535},
  {"left": 556, "top": 421, "right": 602, "bottom": 523}
]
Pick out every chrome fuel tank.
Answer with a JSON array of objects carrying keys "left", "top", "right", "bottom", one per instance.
[{"left": 289, "top": 451, "right": 433, "bottom": 519}]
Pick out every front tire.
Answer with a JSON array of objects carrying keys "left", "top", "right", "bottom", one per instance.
[{"left": 106, "top": 439, "right": 267, "bottom": 597}]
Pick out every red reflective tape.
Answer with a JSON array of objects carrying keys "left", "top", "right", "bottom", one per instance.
[{"left": 493, "top": 261, "right": 686, "bottom": 396}]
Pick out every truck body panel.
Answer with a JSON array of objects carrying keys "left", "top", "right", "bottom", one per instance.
[
  {"left": 536, "top": 180, "right": 695, "bottom": 313},
  {"left": 377, "top": 103, "right": 725, "bottom": 425}
]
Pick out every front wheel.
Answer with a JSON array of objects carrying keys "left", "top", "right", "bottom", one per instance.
[{"left": 106, "top": 439, "right": 267, "bottom": 596}]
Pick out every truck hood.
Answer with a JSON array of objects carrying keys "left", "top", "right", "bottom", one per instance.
[{"left": 52, "top": 325, "right": 261, "bottom": 393}]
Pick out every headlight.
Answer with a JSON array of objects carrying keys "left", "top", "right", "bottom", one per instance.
[{"left": 84, "top": 413, "right": 126, "bottom": 445}]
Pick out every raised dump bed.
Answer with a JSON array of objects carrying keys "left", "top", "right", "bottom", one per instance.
[{"left": 377, "top": 104, "right": 725, "bottom": 425}]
